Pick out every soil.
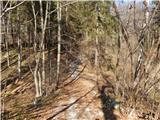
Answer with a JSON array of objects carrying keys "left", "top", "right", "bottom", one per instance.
[{"left": 2, "top": 60, "right": 126, "bottom": 120}]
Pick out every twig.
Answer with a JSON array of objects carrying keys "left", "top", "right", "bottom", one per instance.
[
  {"left": 48, "top": 1, "right": 78, "bottom": 16},
  {"left": 2, "top": 0, "right": 10, "bottom": 12},
  {"left": 1, "top": 1, "right": 25, "bottom": 18}
]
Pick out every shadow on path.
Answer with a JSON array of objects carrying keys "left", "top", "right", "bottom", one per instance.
[
  {"left": 99, "top": 85, "right": 117, "bottom": 120},
  {"left": 47, "top": 86, "right": 96, "bottom": 120}
]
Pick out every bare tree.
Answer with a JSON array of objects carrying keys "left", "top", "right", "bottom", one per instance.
[
  {"left": 17, "top": 3, "right": 22, "bottom": 79},
  {"left": 40, "top": 0, "right": 48, "bottom": 93},
  {"left": 112, "top": 1, "right": 160, "bottom": 117},
  {"left": 6, "top": 5, "right": 11, "bottom": 67},
  {"left": 31, "top": 1, "right": 41, "bottom": 97},
  {"left": 144, "top": 0, "right": 149, "bottom": 25},
  {"left": 65, "top": 2, "right": 68, "bottom": 25},
  {"left": 95, "top": 4, "right": 100, "bottom": 87},
  {"left": 3, "top": 2, "right": 11, "bottom": 68},
  {"left": 48, "top": 1, "right": 52, "bottom": 84},
  {"left": 95, "top": 4, "right": 99, "bottom": 68},
  {"left": 31, "top": 1, "right": 48, "bottom": 98},
  {"left": 56, "top": 0, "right": 61, "bottom": 89},
  {"left": 0, "top": 1, "right": 4, "bottom": 116},
  {"left": 143, "top": 0, "right": 150, "bottom": 49},
  {"left": 0, "top": 1, "right": 25, "bottom": 18},
  {"left": 133, "top": 0, "right": 136, "bottom": 30}
]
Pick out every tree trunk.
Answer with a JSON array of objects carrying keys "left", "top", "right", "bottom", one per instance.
[
  {"left": 40, "top": 0, "right": 48, "bottom": 94},
  {"left": 32, "top": 1, "right": 40, "bottom": 98},
  {"left": 10, "top": 18, "right": 16, "bottom": 48},
  {"left": 6, "top": 12, "right": 10, "bottom": 67},
  {"left": 144, "top": 0, "right": 150, "bottom": 49},
  {"left": 34, "top": 67, "right": 40, "bottom": 97},
  {"left": 65, "top": 4, "right": 68, "bottom": 25},
  {"left": 95, "top": 28, "right": 98, "bottom": 68},
  {"left": 56, "top": 0, "right": 61, "bottom": 89},
  {"left": 0, "top": 1, "right": 4, "bottom": 115},
  {"left": 38, "top": 70, "right": 42, "bottom": 96},
  {"left": 0, "top": 1, "right": 2, "bottom": 63},
  {"left": 48, "top": 1, "right": 52, "bottom": 84},
  {"left": 5, "top": 5, "right": 11, "bottom": 67},
  {"left": 144, "top": 0, "right": 149, "bottom": 25},
  {"left": 133, "top": 0, "right": 136, "bottom": 30},
  {"left": 40, "top": 0, "right": 45, "bottom": 90},
  {"left": 17, "top": 4, "right": 21, "bottom": 79},
  {"left": 95, "top": 4, "right": 99, "bottom": 86}
]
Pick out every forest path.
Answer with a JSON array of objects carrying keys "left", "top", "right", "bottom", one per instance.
[
  {"left": 3, "top": 62, "right": 125, "bottom": 120},
  {"left": 46, "top": 64, "right": 105, "bottom": 120},
  {"left": 27, "top": 63, "right": 126, "bottom": 120}
]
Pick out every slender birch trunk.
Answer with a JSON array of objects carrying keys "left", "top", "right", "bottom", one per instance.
[
  {"left": 40, "top": 0, "right": 48, "bottom": 94},
  {"left": 38, "top": 70, "right": 42, "bottom": 96},
  {"left": 17, "top": 5, "right": 21, "bottom": 79},
  {"left": 56, "top": 1, "right": 61, "bottom": 89},
  {"left": 0, "top": 1, "right": 2, "bottom": 67},
  {"left": 144, "top": 0, "right": 150, "bottom": 49},
  {"left": 133, "top": 0, "right": 136, "bottom": 30},
  {"left": 4, "top": 4, "right": 11, "bottom": 68},
  {"left": 65, "top": 4, "right": 68, "bottom": 25},
  {"left": 144, "top": 0, "right": 149, "bottom": 25},
  {"left": 95, "top": 4, "right": 99, "bottom": 87},
  {"left": 32, "top": 1, "right": 40, "bottom": 97},
  {"left": 0, "top": 1, "right": 4, "bottom": 116},
  {"left": 95, "top": 27, "right": 98, "bottom": 68},
  {"left": 116, "top": 24, "right": 121, "bottom": 67},
  {"left": 6, "top": 10, "right": 10, "bottom": 67},
  {"left": 1, "top": 3, "right": 7, "bottom": 64},
  {"left": 40, "top": 0, "right": 45, "bottom": 89},
  {"left": 10, "top": 17, "right": 15, "bottom": 48},
  {"left": 95, "top": 4, "right": 99, "bottom": 68},
  {"left": 48, "top": 1, "right": 52, "bottom": 84}
]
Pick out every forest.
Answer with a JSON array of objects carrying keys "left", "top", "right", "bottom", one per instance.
[{"left": 0, "top": 0, "right": 160, "bottom": 120}]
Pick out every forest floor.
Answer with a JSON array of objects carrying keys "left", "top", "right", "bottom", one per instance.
[
  {"left": 2, "top": 48, "right": 159, "bottom": 120},
  {"left": 1, "top": 52, "right": 128, "bottom": 120}
]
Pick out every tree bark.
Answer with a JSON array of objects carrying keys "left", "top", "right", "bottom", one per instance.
[
  {"left": 32, "top": 1, "right": 40, "bottom": 97},
  {"left": 48, "top": 1, "right": 52, "bottom": 84},
  {"left": 40, "top": 0, "right": 48, "bottom": 93},
  {"left": 65, "top": 4, "right": 68, "bottom": 25},
  {"left": 95, "top": 4, "right": 99, "bottom": 87},
  {"left": 56, "top": 0, "right": 61, "bottom": 89},
  {"left": 17, "top": 4, "right": 21, "bottom": 79},
  {"left": 133, "top": 0, "right": 136, "bottom": 30},
  {"left": 144, "top": 0, "right": 150, "bottom": 49},
  {"left": 6, "top": 10, "right": 10, "bottom": 67},
  {"left": 0, "top": 2, "right": 5, "bottom": 115}
]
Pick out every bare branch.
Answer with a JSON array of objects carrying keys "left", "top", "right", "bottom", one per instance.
[
  {"left": 48, "top": 1, "right": 78, "bottom": 16},
  {"left": 2, "top": 0, "right": 10, "bottom": 12},
  {"left": 1, "top": 1, "right": 25, "bottom": 18}
]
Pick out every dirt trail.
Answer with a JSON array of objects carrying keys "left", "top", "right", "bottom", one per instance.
[
  {"left": 3, "top": 63, "right": 125, "bottom": 120},
  {"left": 45, "top": 65, "right": 105, "bottom": 120}
]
